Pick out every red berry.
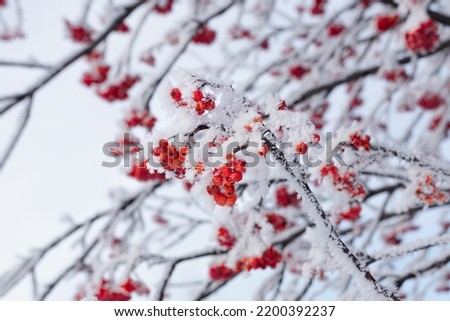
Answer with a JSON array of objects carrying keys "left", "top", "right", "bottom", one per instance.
[
  {"left": 192, "top": 90, "right": 203, "bottom": 102},
  {"left": 225, "top": 194, "right": 238, "bottom": 206},
  {"left": 296, "top": 142, "right": 308, "bottom": 155},
  {"left": 229, "top": 171, "right": 243, "bottom": 183},
  {"left": 214, "top": 193, "right": 227, "bottom": 206}
]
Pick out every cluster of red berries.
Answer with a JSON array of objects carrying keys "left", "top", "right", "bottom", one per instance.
[
  {"left": 417, "top": 92, "right": 444, "bottom": 110},
  {"left": 405, "top": 19, "right": 439, "bottom": 52},
  {"left": 95, "top": 278, "right": 149, "bottom": 301},
  {"left": 170, "top": 88, "right": 216, "bottom": 115},
  {"left": 191, "top": 89, "right": 216, "bottom": 115},
  {"left": 375, "top": 14, "right": 399, "bottom": 32},
  {"left": 328, "top": 23, "right": 345, "bottom": 37},
  {"left": 128, "top": 160, "right": 166, "bottom": 182},
  {"left": 349, "top": 131, "right": 371, "bottom": 151},
  {"left": 209, "top": 247, "right": 283, "bottom": 281},
  {"left": 206, "top": 154, "right": 246, "bottom": 207},
  {"left": 65, "top": 20, "right": 92, "bottom": 43},
  {"left": 289, "top": 64, "right": 310, "bottom": 80},
  {"left": 383, "top": 68, "right": 408, "bottom": 83},
  {"left": 192, "top": 25, "right": 216, "bottom": 45},
  {"left": 276, "top": 186, "right": 300, "bottom": 208},
  {"left": 266, "top": 213, "right": 287, "bottom": 232},
  {"left": 152, "top": 139, "right": 188, "bottom": 178},
  {"left": 82, "top": 64, "right": 110, "bottom": 86},
  {"left": 321, "top": 164, "right": 366, "bottom": 199},
  {"left": 0, "top": 0, "right": 6, "bottom": 7},
  {"left": 154, "top": 0, "right": 174, "bottom": 14},
  {"left": 338, "top": 204, "right": 361, "bottom": 221},
  {"left": 311, "top": 0, "right": 326, "bottom": 15},
  {"left": 415, "top": 176, "right": 448, "bottom": 206},
  {"left": 209, "top": 263, "right": 235, "bottom": 281},
  {"left": 383, "top": 224, "right": 418, "bottom": 245},
  {"left": 124, "top": 110, "right": 157, "bottom": 131},
  {"left": 217, "top": 227, "right": 236, "bottom": 248},
  {"left": 96, "top": 75, "right": 140, "bottom": 102}
]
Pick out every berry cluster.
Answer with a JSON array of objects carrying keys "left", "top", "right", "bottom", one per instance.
[
  {"left": 206, "top": 154, "right": 246, "bottom": 207},
  {"left": 217, "top": 227, "right": 236, "bottom": 248},
  {"left": 375, "top": 14, "right": 399, "bottom": 32},
  {"left": 405, "top": 19, "right": 439, "bottom": 52},
  {"left": 124, "top": 110, "right": 157, "bottom": 131},
  {"left": 96, "top": 75, "right": 140, "bottom": 102},
  {"left": 209, "top": 263, "right": 236, "bottom": 281},
  {"left": 415, "top": 176, "right": 448, "bottom": 206},
  {"left": 275, "top": 186, "right": 300, "bottom": 208},
  {"left": 0, "top": 0, "right": 6, "bottom": 7},
  {"left": 328, "top": 23, "right": 345, "bottom": 37},
  {"left": 311, "top": 0, "right": 326, "bottom": 15},
  {"left": 81, "top": 64, "right": 110, "bottom": 86},
  {"left": 266, "top": 213, "right": 287, "bottom": 232},
  {"left": 95, "top": 278, "right": 149, "bottom": 301},
  {"left": 192, "top": 25, "right": 216, "bottom": 45},
  {"left": 338, "top": 204, "right": 361, "bottom": 221},
  {"left": 65, "top": 20, "right": 92, "bottom": 43},
  {"left": 289, "top": 64, "right": 310, "bottom": 80},
  {"left": 321, "top": 164, "right": 366, "bottom": 199},
  {"left": 154, "top": 0, "right": 174, "bottom": 14},
  {"left": 128, "top": 160, "right": 166, "bottom": 182},
  {"left": 170, "top": 88, "right": 216, "bottom": 115},
  {"left": 349, "top": 131, "right": 371, "bottom": 151},
  {"left": 192, "top": 89, "right": 216, "bottom": 115},
  {"left": 209, "top": 247, "right": 283, "bottom": 281},
  {"left": 152, "top": 139, "right": 188, "bottom": 178},
  {"left": 417, "top": 92, "right": 444, "bottom": 110}
]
